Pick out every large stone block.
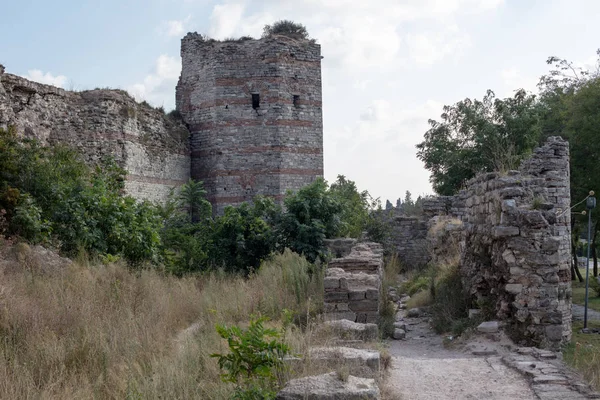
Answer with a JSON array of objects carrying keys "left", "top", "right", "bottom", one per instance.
[{"left": 276, "top": 372, "right": 380, "bottom": 400}]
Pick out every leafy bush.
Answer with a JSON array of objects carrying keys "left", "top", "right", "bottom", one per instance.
[
  {"left": 278, "top": 178, "right": 342, "bottom": 263},
  {"left": 262, "top": 20, "right": 309, "bottom": 40},
  {"left": 0, "top": 127, "right": 163, "bottom": 264},
  {"left": 210, "top": 198, "right": 278, "bottom": 275},
  {"left": 211, "top": 316, "right": 291, "bottom": 399}
]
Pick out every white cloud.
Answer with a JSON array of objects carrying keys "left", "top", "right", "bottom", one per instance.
[
  {"left": 128, "top": 54, "right": 179, "bottom": 109},
  {"left": 209, "top": 3, "right": 245, "bottom": 39},
  {"left": 23, "top": 70, "right": 67, "bottom": 88},
  {"left": 405, "top": 25, "right": 471, "bottom": 66},
  {"left": 161, "top": 15, "right": 192, "bottom": 38},
  {"left": 325, "top": 99, "right": 443, "bottom": 201}
]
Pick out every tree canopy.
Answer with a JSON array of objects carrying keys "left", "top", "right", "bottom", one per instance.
[{"left": 416, "top": 89, "right": 542, "bottom": 195}]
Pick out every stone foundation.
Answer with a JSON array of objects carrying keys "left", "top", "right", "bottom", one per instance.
[{"left": 324, "top": 243, "right": 383, "bottom": 324}]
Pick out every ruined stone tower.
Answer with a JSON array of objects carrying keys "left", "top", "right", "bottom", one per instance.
[{"left": 176, "top": 33, "right": 324, "bottom": 214}]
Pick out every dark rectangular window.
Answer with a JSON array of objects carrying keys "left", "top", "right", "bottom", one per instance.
[
  {"left": 252, "top": 93, "right": 260, "bottom": 109},
  {"left": 293, "top": 95, "right": 300, "bottom": 107}
]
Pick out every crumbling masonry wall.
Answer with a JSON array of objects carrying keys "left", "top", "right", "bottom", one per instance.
[
  {"left": 176, "top": 34, "right": 323, "bottom": 214},
  {"left": 459, "top": 137, "right": 572, "bottom": 349},
  {"left": 387, "top": 137, "right": 572, "bottom": 349},
  {"left": 0, "top": 68, "right": 190, "bottom": 203},
  {"left": 324, "top": 243, "right": 384, "bottom": 324}
]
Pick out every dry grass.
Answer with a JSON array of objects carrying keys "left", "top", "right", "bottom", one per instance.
[
  {"left": 0, "top": 246, "right": 325, "bottom": 399},
  {"left": 405, "top": 290, "right": 433, "bottom": 309},
  {"left": 564, "top": 321, "right": 600, "bottom": 391}
]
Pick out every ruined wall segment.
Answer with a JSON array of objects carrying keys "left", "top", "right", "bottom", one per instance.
[
  {"left": 0, "top": 70, "right": 190, "bottom": 203},
  {"left": 460, "top": 137, "right": 572, "bottom": 349},
  {"left": 385, "top": 137, "right": 571, "bottom": 349},
  {"left": 324, "top": 243, "right": 384, "bottom": 324},
  {"left": 176, "top": 34, "right": 324, "bottom": 214}
]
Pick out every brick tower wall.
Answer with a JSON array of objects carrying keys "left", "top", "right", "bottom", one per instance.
[{"left": 176, "top": 34, "right": 323, "bottom": 214}]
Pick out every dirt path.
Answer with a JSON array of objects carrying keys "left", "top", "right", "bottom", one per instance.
[{"left": 383, "top": 315, "right": 537, "bottom": 400}]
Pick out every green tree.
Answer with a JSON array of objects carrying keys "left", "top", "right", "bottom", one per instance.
[
  {"left": 538, "top": 50, "right": 600, "bottom": 277},
  {"left": 329, "top": 175, "right": 370, "bottom": 238},
  {"left": 178, "top": 179, "right": 212, "bottom": 222},
  {"left": 209, "top": 197, "right": 278, "bottom": 275},
  {"left": 278, "top": 179, "right": 342, "bottom": 262},
  {"left": 416, "top": 89, "right": 542, "bottom": 195}
]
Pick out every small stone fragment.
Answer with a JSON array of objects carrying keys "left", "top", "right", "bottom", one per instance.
[
  {"left": 477, "top": 321, "right": 500, "bottom": 333},
  {"left": 393, "top": 328, "right": 406, "bottom": 340},
  {"left": 406, "top": 308, "right": 422, "bottom": 318}
]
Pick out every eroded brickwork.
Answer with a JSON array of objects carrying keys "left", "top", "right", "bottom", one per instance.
[
  {"left": 176, "top": 34, "right": 323, "bottom": 213},
  {"left": 0, "top": 70, "right": 190, "bottom": 203}
]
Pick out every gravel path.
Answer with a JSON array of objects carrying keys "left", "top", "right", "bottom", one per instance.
[{"left": 384, "top": 315, "right": 537, "bottom": 400}]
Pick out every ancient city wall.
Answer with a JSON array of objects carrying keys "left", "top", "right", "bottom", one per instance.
[
  {"left": 176, "top": 34, "right": 323, "bottom": 214},
  {"left": 386, "top": 137, "right": 572, "bottom": 349},
  {"left": 0, "top": 67, "right": 190, "bottom": 203},
  {"left": 459, "top": 137, "right": 572, "bottom": 349}
]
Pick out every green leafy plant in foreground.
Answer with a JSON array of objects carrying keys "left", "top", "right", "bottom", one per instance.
[{"left": 211, "top": 316, "right": 291, "bottom": 399}]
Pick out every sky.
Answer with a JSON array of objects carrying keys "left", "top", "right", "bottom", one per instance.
[{"left": 3, "top": 0, "right": 600, "bottom": 204}]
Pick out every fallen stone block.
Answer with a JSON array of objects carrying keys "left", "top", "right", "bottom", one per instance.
[
  {"left": 309, "top": 347, "right": 380, "bottom": 378},
  {"left": 276, "top": 372, "right": 380, "bottom": 400},
  {"left": 322, "top": 319, "right": 379, "bottom": 341},
  {"left": 477, "top": 321, "right": 500, "bottom": 333},
  {"left": 393, "top": 328, "right": 406, "bottom": 340}
]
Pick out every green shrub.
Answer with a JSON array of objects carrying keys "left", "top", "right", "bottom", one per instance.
[
  {"left": 262, "top": 20, "right": 309, "bottom": 40},
  {"left": 278, "top": 179, "right": 342, "bottom": 263},
  {"left": 210, "top": 198, "right": 278, "bottom": 275},
  {"left": 403, "top": 275, "right": 432, "bottom": 296},
  {"left": 211, "top": 316, "right": 291, "bottom": 399}
]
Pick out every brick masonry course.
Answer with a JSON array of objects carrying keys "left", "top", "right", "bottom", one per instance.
[{"left": 176, "top": 34, "right": 324, "bottom": 214}]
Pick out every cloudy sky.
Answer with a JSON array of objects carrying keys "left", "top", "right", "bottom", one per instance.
[{"left": 3, "top": 0, "right": 600, "bottom": 203}]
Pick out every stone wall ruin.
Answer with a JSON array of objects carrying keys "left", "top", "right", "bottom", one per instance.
[
  {"left": 385, "top": 137, "right": 572, "bottom": 349},
  {"left": 324, "top": 243, "right": 384, "bottom": 324},
  {"left": 0, "top": 69, "right": 190, "bottom": 203}
]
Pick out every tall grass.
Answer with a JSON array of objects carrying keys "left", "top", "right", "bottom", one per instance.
[
  {"left": 564, "top": 322, "right": 600, "bottom": 391},
  {"left": 0, "top": 246, "right": 324, "bottom": 399}
]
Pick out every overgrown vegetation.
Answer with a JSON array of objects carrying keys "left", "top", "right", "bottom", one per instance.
[
  {"left": 0, "top": 128, "right": 382, "bottom": 274},
  {"left": 0, "top": 249, "right": 328, "bottom": 398},
  {"left": 564, "top": 321, "right": 600, "bottom": 391},
  {"left": 262, "top": 20, "right": 309, "bottom": 40},
  {"left": 0, "top": 127, "right": 162, "bottom": 264}
]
